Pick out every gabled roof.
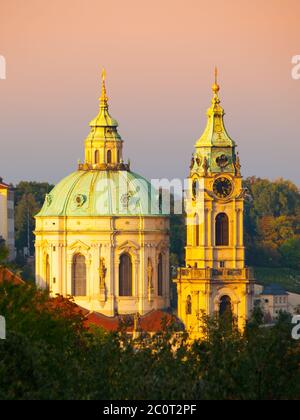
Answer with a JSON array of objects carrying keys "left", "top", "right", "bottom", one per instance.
[
  {"left": 0, "top": 177, "right": 9, "bottom": 189},
  {"left": 0, "top": 267, "right": 25, "bottom": 285},
  {"left": 261, "top": 283, "right": 288, "bottom": 296}
]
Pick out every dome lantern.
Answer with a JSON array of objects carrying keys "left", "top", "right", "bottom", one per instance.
[{"left": 82, "top": 70, "right": 126, "bottom": 170}]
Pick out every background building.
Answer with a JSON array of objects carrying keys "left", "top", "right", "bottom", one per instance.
[
  {"left": 0, "top": 177, "right": 15, "bottom": 260},
  {"left": 254, "top": 283, "right": 296, "bottom": 323},
  {"left": 35, "top": 73, "right": 170, "bottom": 317}
]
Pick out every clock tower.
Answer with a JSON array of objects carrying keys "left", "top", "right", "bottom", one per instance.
[{"left": 175, "top": 70, "right": 254, "bottom": 338}]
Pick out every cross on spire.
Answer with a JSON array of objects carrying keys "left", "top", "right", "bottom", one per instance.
[
  {"left": 212, "top": 66, "right": 220, "bottom": 95},
  {"left": 100, "top": 68, "right": 108, "bottom": 108}
]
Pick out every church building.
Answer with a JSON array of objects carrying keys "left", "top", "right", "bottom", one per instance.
[
  {"left": 35, "top": 72, "right": 170, "bottom": 317},
  {"left": 175, "top": 71, "right": 254, "bottom": 337}
]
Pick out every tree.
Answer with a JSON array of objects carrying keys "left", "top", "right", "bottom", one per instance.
[
  {"left": 15, "top": 193, "right": 40, "bottom": 255},
  {"left": 14, "top": 182, "right": 53, "bottom": 255},
  {"left": 244, "top": 177, "right": 300, "bottom": 268},
  {"left": 0, "top": 237, "right": 9, "bottom": 264},
  {"left": 0, "top": 280, "right": 300, "bottom": 400},
  {"left": 280, "top": 237, "right": 300, "bottom": 270},
  {"left": 14, "top": 181, "right": 54, "bottom": 208}
]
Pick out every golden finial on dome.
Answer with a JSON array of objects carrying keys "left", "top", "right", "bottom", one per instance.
[
  {"left": 100, "top": 68, "right": 108, "bottom": 106},
  {"left": 212, "top": 66, "right": 220, "bottom": 95}
]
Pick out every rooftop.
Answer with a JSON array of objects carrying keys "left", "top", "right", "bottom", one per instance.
[
  {"left": 83, "top": 309, "right": 183, "bottom": 333},
  {"left": 261, "top": 283, "right": 288, "bottom": 296}
]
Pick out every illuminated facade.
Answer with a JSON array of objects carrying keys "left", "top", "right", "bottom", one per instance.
[
  {"left": 35, "top": 72, "right": 170, "bottom": 316},
  {"left": 175, "top": 71, "right": 254, "bottom": 337},
  {"left": 0, "top": 178, "right": 15, "bottom": 260}
]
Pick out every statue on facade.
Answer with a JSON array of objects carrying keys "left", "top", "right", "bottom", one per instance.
[
  {"left": 99, "top": 257, "right": 107, "bottom": 304},
  {"left": 235, "top": 153, "right": 241, "bottom": 176},
  {"left": 190, "top": 156, "right": 195, "bottom": 170},
  {"left": 203, "top": 156, "right": 209, "bottom": 176},
  {"left": 147, "top": 258, "right": 154, "bottom": 301},
  {"left": 185, "top": 295, "right": 192, "bottom": 315}
]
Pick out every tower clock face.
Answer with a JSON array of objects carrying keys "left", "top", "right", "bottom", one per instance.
[{"left": 213, "top": 177, "right": 233, "bottom": 199}]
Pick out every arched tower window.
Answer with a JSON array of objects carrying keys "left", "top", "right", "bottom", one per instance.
[
  {"left": 117, "top": 149, "right": 120, "bottom": 163},
  {"left": 107, "top": 150, "right": 112, "bottom": 164},
  {"left": 72, "top": 254, "right": 87, "bottom": 296},
  {"left": 158, "top": 253, "right": 163, "bottom": 296},
  {"left": 95, "top": 150, "right": 100, "bottom": 164},
  {"left": 219, "top": 295, "right": 232, "bottom": 318},
  {"left": 46, "top": 254, "right": 50, "bottom": 287},
  {"left": 216, "top": 213, "right": 229, "bottom": 246},
  {"left": 194, "top": 213, "right": 200, "bottom": 246},
  {"left": 119, "top": 253, "right": 133, "bottom": 296}
]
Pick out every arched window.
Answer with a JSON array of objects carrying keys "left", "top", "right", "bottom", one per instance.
[
  {"left": 95, "top": 150, "right": 100, "bottom": 164},
  {"left": 119, "top": 253, "right": 133, "bottom": 296},
  {"left": 219, "top": 295, "right": 232, "bottom": 318},
  {"left": 195, "top": 213, "right": 200, "bottom": 246},
  {"left": 72, "top": 254, "right": 86, "bottom": 296},
  {"left": 107, "top": 150, "right": 112, "bottom": 164},
  {"left": 186, "top": 295, "right": 192, "bottom": 315},
  {"left": 192, "top": 179, "right": 199, "bottom": 200},
  {"left": 117, "top": 150, "right": 120, "bottom": 163},
  {"left": 46, "top": 254, "right": 50, "bottom": 287},
  {"left": 216, "top": 213, "right": 229, "bottom": 246},
  {"left": 158, "top": 253, "right": 163, "bottom": 296}
]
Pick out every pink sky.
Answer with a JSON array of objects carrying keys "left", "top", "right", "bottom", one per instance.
[{"left": 0, "top": 0, "right": 300, "bottom": 185}]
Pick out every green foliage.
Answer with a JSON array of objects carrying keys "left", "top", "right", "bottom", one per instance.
[
  {"left": 14, "top": 182, "right": 53, "bottom": 254},
  {"left": 244, "top": 177, "right": 300, "bottom": 269},
  {"left": 0, "top": 238, "right": 9, "bottom": 264},
  {"left": 254, "top": 267, "right": 300, "bottom": 294},
  {"left": 0, "top": 282, "right": 299, "bottom": 400},
  {"left": 280, "top": 238, "right": 300, "bottom": 270},
  {"left": 14, "top": 182, "right": 54, "bottom": 208},
  {"left": 244, "top": 177, "right": 300, "bottom": 218},
  {"left": 169, "top": 213, "right": 185, "bottom": 266}
]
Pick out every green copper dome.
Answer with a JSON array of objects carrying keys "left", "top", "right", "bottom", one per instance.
[
  {"left": 37, "top": 170, "right": 161, "bottom": 217},
  {"left": 37, "top": 73, "right": 164, "bottom": 219}
]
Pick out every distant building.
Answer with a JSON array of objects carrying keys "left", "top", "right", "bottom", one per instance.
[
  {"left": 255, "top": 284, "right": 289, "bottom": 322},
  {"left": 0, "top": 177, "right": 15, "bottom": 260}
]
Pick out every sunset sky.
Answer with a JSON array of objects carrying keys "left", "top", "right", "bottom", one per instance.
[{"left": 0, "top": 0, "right": 300, "bottom": 185}]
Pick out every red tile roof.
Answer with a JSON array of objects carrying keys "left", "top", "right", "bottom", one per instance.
[
  {"left": 0, "top": 272, "right": 181, "bottom": 334},
  {"left": 0, "top": 178, "right": 9, "bottom": 189},
  {"left": 0, "top": 266, "right": 25, "bottom": 285},
  {"left": 84, "top": 309, "right": 182, "bottom": 333}
]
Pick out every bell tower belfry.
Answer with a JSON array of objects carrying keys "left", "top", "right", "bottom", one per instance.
[{"left": 175, "top": 70, "right": 254, "bottom": 338}]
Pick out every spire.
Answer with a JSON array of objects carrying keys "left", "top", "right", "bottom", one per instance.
[
  {"left": 195, "top": 68, "right": 235, "bottom": 149},
  {"left": 89, "top": 70, "right": 119, "bottom": 128},
  {"left": 83, "top": 70, "right": 124, "bottom": 169},
  {"left": 100, "top": 68, "right": 108, "bottom": 109},
  {"left": 212, "top": 66, "right": 220, "bottom": 96}
]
